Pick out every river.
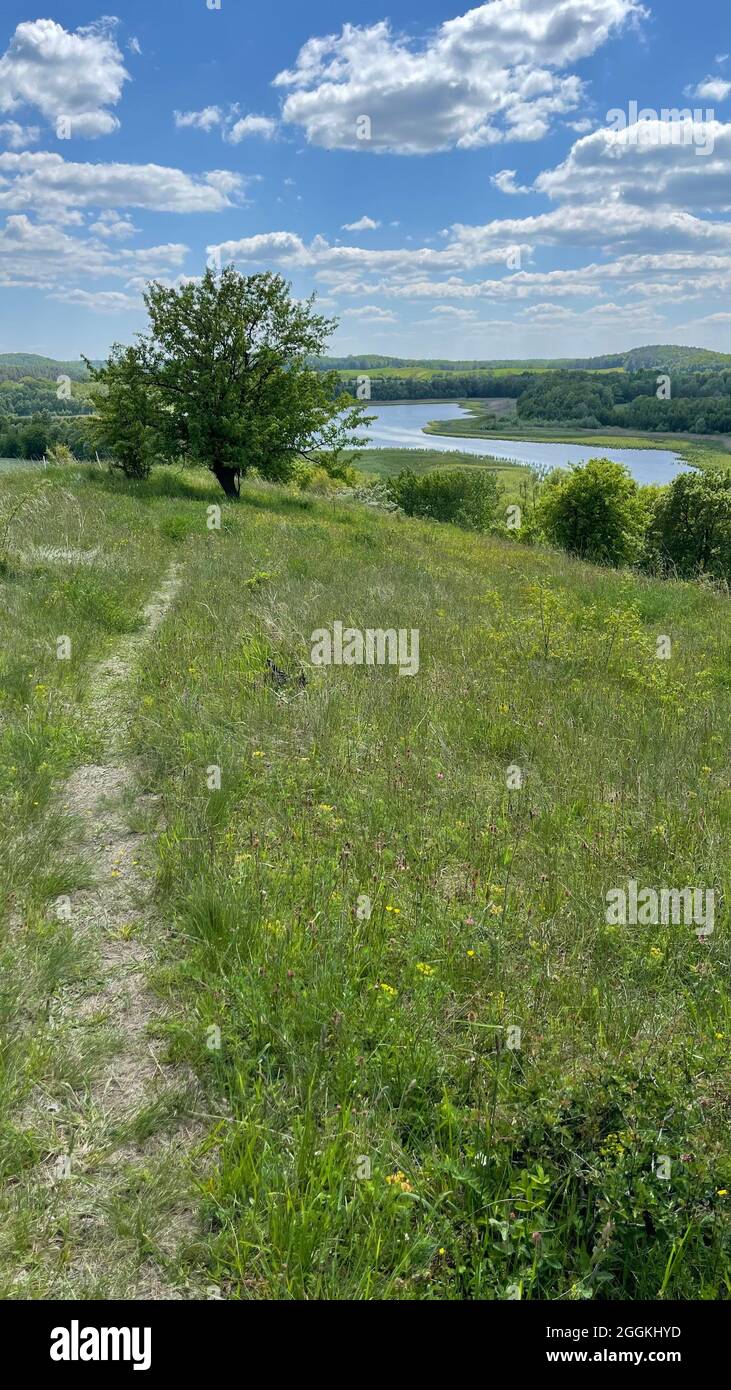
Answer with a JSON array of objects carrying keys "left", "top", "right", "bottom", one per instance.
[{"left": 355, "top": 402, "right": 688, "bottom": 485}]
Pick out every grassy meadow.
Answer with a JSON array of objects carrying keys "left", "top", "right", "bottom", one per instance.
[
  {"left": 331, "top": 365, "right": 625, "bottom": 380},
  {"left": 349, "top": 445, "right": 530, "bottom": 498},
  {"left": 0, "top": 462, "right": 729, "bottom": 1300}
]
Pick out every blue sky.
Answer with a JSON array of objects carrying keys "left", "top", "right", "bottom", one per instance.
[{"left": 1, "top": 0, "right": 730, "bottom": 360}]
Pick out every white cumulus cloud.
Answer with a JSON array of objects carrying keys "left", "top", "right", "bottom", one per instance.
[
  {"left": 685, "top": 76, "right": 731, "bottom": 102},
  {"left": 50, "top": 286, "right": 141, "bottom": 312},
  {"left": 0, "top": 18, "right": 129, "bottom": 138},
  {"left": 491, "top": 169, "right": 531, "bottom": 194},
  {"left": 346, "top": 304, "right": 397, "bottom": 321},
  {"left": 535, "top": 119, "right": 731, "bottom": 210},
  {"left": 342, "top": 215, "right": 380, "bottom": 231},
  {"left": 228, "top": 114, "right": 278, "bottom": 142},
  {"left": 0, "top": 120, "right": 39, "bottom": 149},
  {"left": 175, "top": 106, "right": 224, "bottom": 132},
  {"left": 0, "top": 151, "right": 247, "bottom": 214},
  {"left": 274, "top": 0, "right": 645, "bottom": 153},
  {"left": 0, "top": 212, "right": 187, "bottom": 293},
  {"left": 174, "top": 107, "right": 278, "bottom": 141},
  {"left": 89, "top": 210, "right": 139, "bottom": 239},
  {"left": 430, "top": 305, "right": 478, "bottom": 318}
]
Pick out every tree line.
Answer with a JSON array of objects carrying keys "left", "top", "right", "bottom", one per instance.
[
  {"left": 0, "top": 379, "right": 93, "bottom": 418},
  {"left": 538, "top": 460, "right": 731, "bottom": 581},
  {"left": 0, "top": 413, "right": 100, "bottom": 460},
  {"left": 332, "top": 373, "right": 529, "bottom": 402},
  {"left": 516, "top": 369, "right": 731, "bottom": 433}
]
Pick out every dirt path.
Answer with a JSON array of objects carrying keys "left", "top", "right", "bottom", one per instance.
[{"left": 12, "top": 563, "right": 207, "bottom": 1300}]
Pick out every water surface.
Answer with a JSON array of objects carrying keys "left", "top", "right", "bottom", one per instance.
[{"left": 357, "top": 403, "right": 688, "bottom": 486}]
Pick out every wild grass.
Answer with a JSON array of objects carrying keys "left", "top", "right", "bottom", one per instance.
[
  {"left": 0, "top": 471, "right": 173, "bottom": 911},
  {"left": 351, "top": 445, "right": 528, "bottom": 498},
  {"left": 0, "top": 466, "right": 199, "bottom": 1294},
  {"left": 123, "top": 473, "right": 729, "bottom": 1300},
  {"left": 1, "top": 463, "right": 729, "bottom": 1299}
]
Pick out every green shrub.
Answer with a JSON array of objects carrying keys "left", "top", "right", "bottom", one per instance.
[
  {"left": 290, "top": 460, "right": 352, "bottom": 493},
  {"left": 537, "top": 457, "right": 647, "bottom": 566},
  {"left": 388, "top": 467, "right": 502, "bottom": 530},
  {"left": 159, "top": 514, "right": 195, "bottom": 542},
  {"left": 45, "top": 443, "right": 76, "bottom": 467},
  {"left": 646, "top": 470, "right": 731, "bottom": 581}
]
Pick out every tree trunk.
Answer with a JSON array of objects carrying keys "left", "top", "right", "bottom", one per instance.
[{"left": 211, "top": 462, "right": 240, "bottom": 497}]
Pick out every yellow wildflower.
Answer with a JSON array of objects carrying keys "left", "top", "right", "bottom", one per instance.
[{"left": 386, "top": 1171, "right": 413, "bottom": 1193}]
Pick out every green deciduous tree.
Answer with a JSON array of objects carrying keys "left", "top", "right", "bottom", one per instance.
[{"left": 92, "top": 267, "right": 366, "bottom": 496}]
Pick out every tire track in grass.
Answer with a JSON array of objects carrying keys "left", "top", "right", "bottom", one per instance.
[{"left": 11, "top": 561, "right": 207, "bottom": 1300}]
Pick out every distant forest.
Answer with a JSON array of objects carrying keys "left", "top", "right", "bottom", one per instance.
[
  {"left": 514, "top": 367, "right": 731, "bottom": 434},
  {"left": 0, "top": 353, "right": 97, "bottom": 420},
  {"left": 1, "top": 345, "right": 731, "bottom": 450}
]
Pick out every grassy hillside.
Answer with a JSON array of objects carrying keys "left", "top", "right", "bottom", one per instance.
[{"left": 0, "top": 464, "right": 729, "bottom": 1299}]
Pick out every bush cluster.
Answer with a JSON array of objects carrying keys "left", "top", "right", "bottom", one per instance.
[
  {"left": 386, "top": 457, "right": 731, "bottom": 584},
  {"left": 387, "top": 467, "right": 503, "bottom": 530}
]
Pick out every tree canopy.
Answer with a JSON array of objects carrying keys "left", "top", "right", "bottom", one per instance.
[
  {"left": 537, "top": 457, "right": 649, "bottom": 567},
  {"left": 87, "top": 267, "right": 366, "bottom": 494}
]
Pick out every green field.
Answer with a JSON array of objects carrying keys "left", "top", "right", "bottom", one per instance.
[
  {"left": 0, "top": 458, "right": 40, "bottom": 472},
  {"left": 348, "top": 446, "right": 529, "bottom": 498},
  {"left": 333, "top": 366, "right": 563, "bottom": 380},
  {"left": 0, "top": 461, "right": 729, "bottom": 1300}
]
